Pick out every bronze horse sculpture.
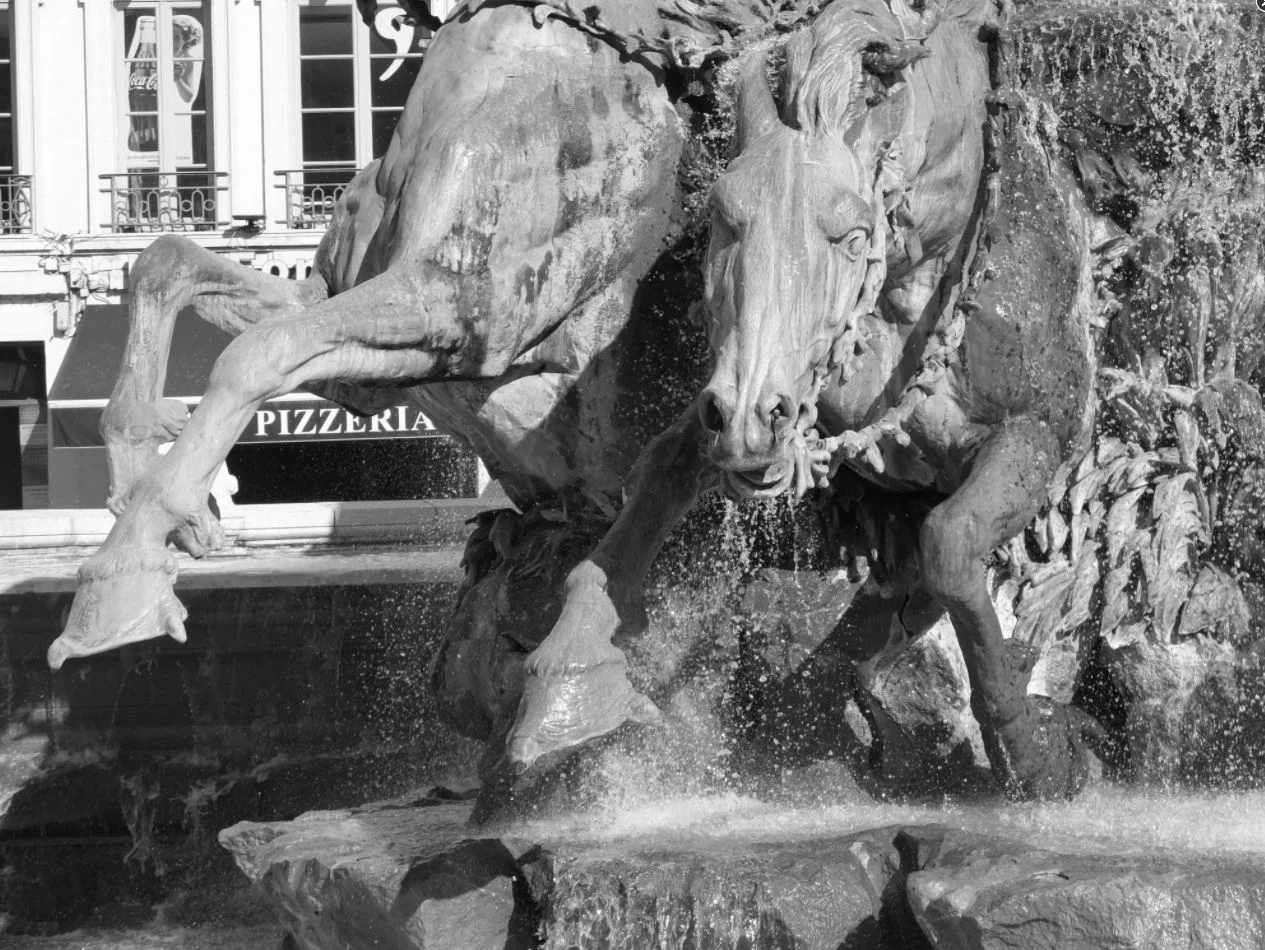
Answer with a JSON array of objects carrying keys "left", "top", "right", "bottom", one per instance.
[
  {"left": 50, "top": 0, "right": 1101, "bottom": 801},
  {"left": 697, "top": 1, "right": 1101, "bottom": 800},
  {"left": 505, "top": 0, "right": 1101, "bottom": 800},
  {"left": 48, "top": 0, "right": 704, "bottom": 661}
]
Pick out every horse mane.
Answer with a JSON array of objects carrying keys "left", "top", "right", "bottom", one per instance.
[
  {"left": 781, "top": 0, "right": 936, "bottom": 136},
  {"left": 780, "top": 0, "right": 1006, "bottom": 137},
  {"left": 417, "top": 0, "right": 830, "bottom": 70}
]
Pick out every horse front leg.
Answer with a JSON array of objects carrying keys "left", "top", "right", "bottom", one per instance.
[
  {"left": 919, "top": 417, "right": 1100, "bottom": 800},
  {"left": 103, "top": 235, "right": 328, "bottom": 515},
  {"left": 48, "top": 265, "right": 475, "bottom": 670},
  {"left": 505, "top": 408, "right": 715, "bottom": 772}
]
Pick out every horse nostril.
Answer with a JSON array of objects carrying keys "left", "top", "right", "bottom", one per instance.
[
  {"left": 699, "top": 390, "right": 729, "bottom": 435},
  {"left": 768, "top": 393, "right": 796, "bottom": 433}
]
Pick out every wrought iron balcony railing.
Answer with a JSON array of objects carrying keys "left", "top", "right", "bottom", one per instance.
[
  {"left": 100, "top": 170, "right": 229, "bottom": 233},
  {"left": 0, "top": 174, "right": 33, "bottom": 234},
  {"left": 274, "top": 167, "right": 357, "bottom": 230}
]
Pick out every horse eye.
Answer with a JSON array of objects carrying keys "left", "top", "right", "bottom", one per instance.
[{"left": 830, "top": 227, "right": 869, "bottom": 260}]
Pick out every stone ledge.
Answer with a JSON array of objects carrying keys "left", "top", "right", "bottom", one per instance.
[
  {"left": 905, "top": 826, "right": 1265, "bottom": 950},
  {"left": 0, "top": 497, "right": 504, "bottom": 595},
  {"left": 220, "top": 794, "right": 925, "bottom": 950},
  {"left": 0, "top": 498, "right": 499, "bottom": 552},
  {"left": 221, "top": 795, "right": 1265, "bottom": 950},
  {"left": 0, "top": 543, "right": 466, "bottom": 595}
]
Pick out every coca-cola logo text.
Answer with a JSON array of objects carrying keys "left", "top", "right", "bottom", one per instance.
[{"left": 129, "top": 71, "right": 159, "bottom": 93}]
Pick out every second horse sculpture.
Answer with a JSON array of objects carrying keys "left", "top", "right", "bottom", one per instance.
[
  {"left": 505, "top": 0, "right": 1104, "bottom": 801},
  {"left": 51, "top": 0, "right": 1102, "bottom": 801}
]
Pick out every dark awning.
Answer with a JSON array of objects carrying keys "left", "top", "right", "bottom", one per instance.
[{"left": 48, "top": 305, "right": 443, "bottom": 448}]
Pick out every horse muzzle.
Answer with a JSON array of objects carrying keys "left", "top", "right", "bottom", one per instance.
[
  {"left": 721, "top": 458, "right": 797, "bottom": 499},
  {"left": 698, "top": 382, "right": 819, "bottom": 499}
]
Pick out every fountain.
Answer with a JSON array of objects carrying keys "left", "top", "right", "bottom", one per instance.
[{"left": 22, "top": 0, "right": 1265, "bottom": 947}]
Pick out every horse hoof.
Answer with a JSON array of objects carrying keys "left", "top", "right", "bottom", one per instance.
[
  {"left": 505, "top": 656, "right": 662, "bottom": 773},
  {"left": 48, "top": 548, "right": 187, "bottom": 670},
  {"left": 997, "top": 701, "right": 1095, "bottom": 802}
]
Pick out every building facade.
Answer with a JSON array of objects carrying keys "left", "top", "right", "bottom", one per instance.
[{"left": 0, "top": 0, "right": 471, "bottom": 510}]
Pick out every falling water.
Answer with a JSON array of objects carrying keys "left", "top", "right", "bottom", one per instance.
[
  {"left": 519, "top": 0, "right": 1265, "bottom": 901},
  {"left": 1014, "top": 0, "right": 1265, "bottom": 210},
  {"left": 24, "top": 4, "right": 1265, "bottom": 948},
  {"left": 525, "top": 783, "right": 1265, "bottom": 949}
]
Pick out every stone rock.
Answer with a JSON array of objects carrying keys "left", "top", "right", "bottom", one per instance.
[
  {"left": 1027, "top": 633, "right": 1082, "bottom": 704},
  {"left": 904, "top": 825, "right": 1265, "bottom": 950},
  {"left": 724, "top": 566, "right": 868, "bottom": 765},
  {"left": 542, "top": 828, "right": 922, "bottom": 950},
  {"left": 224, "top": 794, "right": 1265, "bottom": 950},
  {"left": 221, "top": 791, "right": 930, "bottom": 950},
  {"left": 857, "top": 615, "right": 991, "bottom": 796},
  {"left": 723, "top": 571, "right": 1051, "bottom": 796},
  {"left": 737, "top": 566, "right": 863, "bottom": 654},
  {"left": 220, "top": 793, "right": 537, "bottom": 950},
  {"left": 1100, "top": 637, "right": 1243, "bottom": 783}
]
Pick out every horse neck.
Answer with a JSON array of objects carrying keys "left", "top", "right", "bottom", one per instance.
[{"left": 814, "top": 310, "right": 917, "bottom": 435}]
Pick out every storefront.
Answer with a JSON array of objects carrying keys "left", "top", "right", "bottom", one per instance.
[
  {"left": 0, "top": 7, "right": 488, "bottom": 929},
  {"left": 0, "top": 0, "right": 472, "bottom": 515},
  {"left": 45, "top": 303, "right": 478, "bottom": 508}
]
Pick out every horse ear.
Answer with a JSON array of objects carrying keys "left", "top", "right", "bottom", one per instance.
[
  {"left": 735, "top": 52, "right": 779, "bottom": 151},
  {"left": 844, "top": 83, "right": 912, "bottom": 171},
  {"left": 779, "top": 32, "right": 814, "bottom": 127},
  {"left": 401, "top": 1, "right": 443, "bottom": 30}
]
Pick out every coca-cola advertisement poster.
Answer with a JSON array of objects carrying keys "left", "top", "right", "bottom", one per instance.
[{"left": 126, "top": 13, "right": 204, "bottom": 169}]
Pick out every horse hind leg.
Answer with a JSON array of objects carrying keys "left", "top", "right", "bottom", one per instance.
[
  {"left": 102, "top": 234, "right": 328, "bottom": 516},
  {"left": 49, "top": 265, "right": 482, "bottom": 669},
  {"left": 919, "top": 416, "right": 1103, "bottom": 800}
]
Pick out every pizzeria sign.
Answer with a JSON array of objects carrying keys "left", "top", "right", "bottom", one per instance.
[
  {"left": 50, "top": 397, "right": 444, "bottom": 449},
  {"left": 46, "top": 303, "right": 449, "bottom": 449},
  {"left": 247, "top": 400, "right": 441, "bottom": 443}
]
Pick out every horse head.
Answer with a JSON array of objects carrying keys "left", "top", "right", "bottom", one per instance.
[{"left": 700, "top": 11, "right": 923, "bottom": 498}]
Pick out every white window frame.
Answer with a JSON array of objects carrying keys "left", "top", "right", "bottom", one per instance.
[
  {"left": 0, "top": 0, "right": 31, "bottom": 236},
  {"left": 113, "top": 0, "right": 214, "bottom": 173},
  {"left": 0, "top": 1, "right": 14, "bottom": 176},
  {"left": 11, "top": 0, "right": 30, "bottom": 183},
  {"left": 288, "top": 0, "right": 428, "bottom": 172}
]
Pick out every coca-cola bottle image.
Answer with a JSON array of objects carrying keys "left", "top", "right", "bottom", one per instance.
[{"left": 126, "top": 16, "right": 159, "bottom": 163}]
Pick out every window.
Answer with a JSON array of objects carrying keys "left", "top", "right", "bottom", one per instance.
[
  {"left": 279, "top": 2, "right": 428, "bottom": 228},
  {"left": 0, "top": 3, "right": 29, "bottom": 234},
  {"left": 105, "top": 1, "right": 221, "bottom": 231},
  {"left": 121, "top": 2, "right": 210, "bottom": 172},
  {"left": 0, "top": 4, "right": 13, "bottom": 177}
]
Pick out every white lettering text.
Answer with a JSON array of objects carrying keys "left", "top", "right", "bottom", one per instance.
[
  {"left": 293, "top": 408, "right": 317, "bottom": 436},
  {"left": 370, "top": 409, "right": 394, "bottom": 433},
  {"left": 318, "top": 407, "right": 341, "bottom": 434}
]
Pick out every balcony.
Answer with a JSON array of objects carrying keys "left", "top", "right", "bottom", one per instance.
[
  {"left": 100, "top": 170, "right": 228, "bottom": 233},
  {"left": 0, "top": 174, "right": 33, "bottom": 234},
  {"left": 275, "top": 167, "right": 357, "bottom": 230}
]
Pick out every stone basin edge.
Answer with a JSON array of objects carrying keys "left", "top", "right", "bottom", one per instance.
[{"left": 218, "top": 795, "right": 1265, "bottom": 950}]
